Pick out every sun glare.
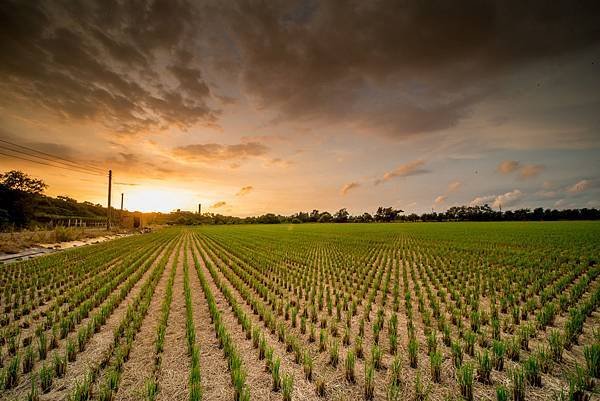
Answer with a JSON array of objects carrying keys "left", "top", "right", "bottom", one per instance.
[{"left": 124, "top": 187, "right": 195, "bottom": 213}]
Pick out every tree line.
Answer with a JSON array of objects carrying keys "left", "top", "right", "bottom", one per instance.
[{"left": 1, "top": 170, "right": 598, "bottom": 229}]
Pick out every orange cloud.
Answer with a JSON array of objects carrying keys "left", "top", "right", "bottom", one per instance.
[
  {"left": 519, "top": 164, "right": 545, "bottom": 179},
  {"left": 497, "top": 160, "right": 520, "bottom": 174},
  {"left": 210, "top": 201, "right": 227, "bottom": 208},
  {"left": 236, "top": 186, "right": 253, "bottom": 196},
  {"left": 376, "top": 159, "right": 427, "bottom": 184},
  {"left": 340, "top": 182, "right": 360, "bottom": 195},
  {"left": 567, "top": 180, "right": 590, "bottom": 194}
]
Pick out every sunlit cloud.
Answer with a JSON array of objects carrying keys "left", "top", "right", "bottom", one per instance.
[
  {"left": 470, "top": 189, "right": 523, "bottom": 209},
  {"left": 567, "top": 179, "right": 590, "bottom": 194},
  {"left": 173, "top": 142, "right": 269, "bottom": 163},
  {"left": 236, "top": 186, "right": 253, "bottom": 196},
  {"left": 519, "top": 164, "right": 545, "bottom": 179},
  {"left": 340, "top": 182, "right": 360, "bottom": 195},
  {"left": 434, "top": 195, "right": 446, "bottom": 205},
  {"left": 210, "top": 201, "right": 227, "bottom": 209},
  {"left": 497, "top": 160, "right": 520, "bottom": 174},
  {"left": 375, "top": 159, "right": 428, "bottom": 185}
]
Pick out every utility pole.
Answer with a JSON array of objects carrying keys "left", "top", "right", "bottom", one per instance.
[{"left": 107, "top": 170, "right": 112, "bottom": 230}]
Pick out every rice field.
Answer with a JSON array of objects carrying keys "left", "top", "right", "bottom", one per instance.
[{"left": 0, "top": 222, "right": 599, "bottom": 401}]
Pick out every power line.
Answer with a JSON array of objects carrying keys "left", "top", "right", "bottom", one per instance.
[
  {"left": 0, "top": 138, "right": 105, "bottom": 173},
  {"left": 0, "top": 150, "right": 105, "bottom": 177},
  {"left": 0, "top": 145, "right": 107, "bottom": 176}
]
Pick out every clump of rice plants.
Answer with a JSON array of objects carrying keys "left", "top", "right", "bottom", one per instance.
[
  {"left": 329, "top": 339, "right": 339, "bottom": 367},
  {"left": 345, "top": 350, "right": 356, "bottom": 383},
  {"left": 457, "top": 363, "right": 474, "bottom": 401},
  {"left": 282, "top": 373, "right": 293, "bottom": 401},
  {"left": 510, "top": 367, "right": 526, "bottom": 401},
  {"left": 430, "top": 351, "right": 442, "bottom": 383},
  {"left": 272, "top": 357, "right": 281, "bottom": 391},
  {"left": 477, "top": 350, "right": 492, "bottom": 384},
  {"left": 583, "top": 343, "right": 599, "bottom": 378},
  {"left": 364, "top": 362, "right": 374, "bottom": 400},
  {"left": 524, "top": 355, "right": 542, "bottom": 387},
  {"left": 408, "top": 338, "right": 418, "bottom": 368}
]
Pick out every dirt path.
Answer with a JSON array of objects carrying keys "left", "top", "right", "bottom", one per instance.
[
  {"left": 114, "top": 242, "right": 180, "bottom": 401},
  {"left": 186, "top": 243, "right": 233, "bottom": 401},
  {"left": 156, "top": 244, "right": 190, "bottom": 401}
]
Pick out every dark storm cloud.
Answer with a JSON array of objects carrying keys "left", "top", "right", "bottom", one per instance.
[
  {"left": 1, "top": 0, "right": 599, "bottom": 137},
  {"left": 0, "top": 0, "right": 217, "bottom": 134},
  {"left": 219, "top": 0, "right": 600, "bottom": 135}
]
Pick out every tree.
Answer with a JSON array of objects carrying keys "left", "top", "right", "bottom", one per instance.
[
  {"left": 0, "top": 170, "right": 47, "bottom": 193},
  {"left": 374, "top": 207, "right": 403, "bottom": 222},
  {"left": 334, "top": 208, "right": 349, "bottom": 222}
]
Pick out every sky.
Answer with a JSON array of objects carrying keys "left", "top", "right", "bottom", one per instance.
[{"left": 0, "top": 0, "right": 599, "bottom": 215}]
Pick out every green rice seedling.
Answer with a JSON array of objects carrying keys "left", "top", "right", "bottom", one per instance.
[
  {"left": 77, "top": 326, "right": 87, "bottom": 352},
  {"left": 232, "top": 367, "right": 246, "bottom": 401},
  {"left": 355, "top": 336, "right": 364, "bottom": 359},
  {"left": 343, "top": 325, "right": 351, "bottom": 346},
  {"left": 390, "top": 355, "right": 402, "bottom": 387},
  {"left": 583, "top": 343, "right": 599, "bottom": 378},
  {"left": 359, "top": 318, "right": 365, "bottom": 338},
  {"left": 535, "top": 345, "right": 551, "bottom": 374},
  {"left": 303, "top": 351, "right": 313, "bottom": 381},
  {"left": 39, "top": 363, "right": 53, "bottom": 393},
  {"left": 464, "top": 330, "right": 476, "bottom": 356},
  {"left": 364, "top": 362, "right": 374, "bottom": 400},
  {"left": 477, "top": 350, "right": 492, "bottom": 384},
  {"left": 345, "top": 350, "right": 356, "bottom": 383},
  {"left": 66, "top": 338, "right": 76, "bottom": 362},
  {"left": 282, "top": 373, "right": 293, "bottom": 401},
  {"left": 272, "top": 357, "right": 281, "bottom": 391},
  {"left": 300, "top": 316, "right": 306, "bottom": 334},
  {"left": 252, "top": 327, "right": 260, "bottom": 348},
  {"left": 427, "top": 330, "right": 437, "bottom": 355},
  {"left": 408, "top": 338, "right": 418, "bottom": 368},
  {"left": 70, "top": 373, "right": 92, "bottom": 401},
  {"left": 387, "top": 382, "right": 401, "bottom": 401},
  {"left": 510, "top": 367, "right": 525, "bottom": 401},
  {"left": 258, "top": 335, "right": 266, "bottom": 360},
  {"left": 53, "top": 352, "right": 66, "bottom": 378},
  {"left": 443, "top": 324, "right": 451, "bottom": 346},
  {"left": 452, "top": 340, "right": 463, "bottom": 368},
  {"left": 371, "top": 344, "right": 382, "bottom": 370},
  {"left": 457, "top": 363, "right": 474, "bottom": 401},
  {"left": 430, "top": 351, "right": 442, "bottom": 383},
  {"left": 5, "top": 354, "right": 20, "bottom": 389},
  {"left": 570, "top": 364, "right": 593, "bottom": 393},
  {"left": 492, "top": 340, "right": 505, "bottom": 371},
  {"left": 97, "top": 384, "right": 112, "bottom": 401},
  {"left": 145, "top": 378, "right": 158, "bottom": 401},
  {"left": 549, "top": 329, "right": 563, "bottom": 362},
  {"left": 315, "top": 377, "right": 326, "bottom": 397},
  {"left": 507, "top": 337, "right": 520, "bottom": 362},
  {"left": 329, "top": 339, "right": 339, "bottom": 367},
  {"left": 309, "top": 324, "right": 316, "bottom": 343},
  {"left": 319, "top": 329, "right": 327, "bottom": 352},
  {"left": 524, "top": 355, "right": 541, "bottom": 387},
  {"left": 27, "top": 373, "right": 39, "bottom": 401},
  {"left": 265, "top": 346, "right": 273, "bottom": 372},
  {"left": 496, "top": 385, "right": 508, "bottom": 401},
  {"left": 37, "top": 331, "right": 47, "bottom": 360},
  {"left": 414, "top": 371, "right": 428, "bottom": 401},
  {"left": 23, "top": 345, "right": 34, "bottom": 373}
]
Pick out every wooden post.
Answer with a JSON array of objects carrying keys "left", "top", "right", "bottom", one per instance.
[{"left": 107, "top": 170, "right": 112, "bottom": 230}]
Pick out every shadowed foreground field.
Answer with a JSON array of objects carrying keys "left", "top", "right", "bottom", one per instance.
[{"left": 0, "top": 222, "right": 598, "bottom": 401}]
